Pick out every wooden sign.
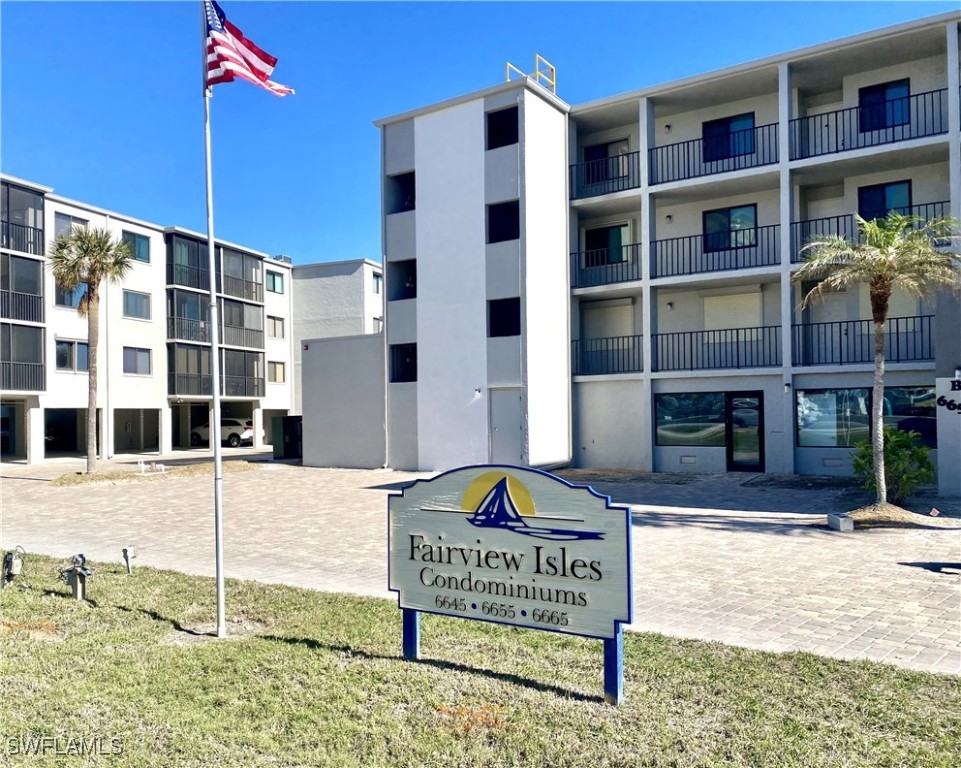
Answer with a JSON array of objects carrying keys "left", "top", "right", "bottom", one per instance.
[{"left": 388, "top": 465, "right": 633, "bottom": 704}]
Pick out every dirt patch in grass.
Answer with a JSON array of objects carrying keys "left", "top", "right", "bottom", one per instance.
[
  {"left": 0, "top": 618, "right": 62, "bottom": 641},
  {"left": 52, "top": 460, "right": 258, "bottom": 487},
  {"left": 165, "top": 618, "right": 265, "bottom": 647},
  {"left": 849, "top": 502, "right": 961, "bottom": 530}
]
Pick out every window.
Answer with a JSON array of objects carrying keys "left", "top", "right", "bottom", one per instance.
[
  {"left": 267, "top": 315, "right": 285, "bottom": 339},
  {"left": 488, "top": 297, "right": 521, "bottom": 338},
  {"left": 858, "top": 180, "right": 911, "bottom": 222},
  {"left": 583, "top": 140, "right": 630, "bottom": 185},
  {"left": 884, "top": 386, "right": 936, "bottom": 449},
  {"left": 122, "top": 231, "right": 150, "bottom": 262},
  {"left": 487, "top": 106, "right": 519, "bottom": 150},
  {"left": 796, "top": 389, "right": 870, "bottom": 447},
  {"left": 268, "top": 361, "right": 285, "bottom": 383},
  {"left": 655, "top": 393, "right": 725, "bottom": 446},
  {"left": 859, "top": 79, "right": 909, "bottom": 132},
  {"left": 390, "top": 343, "right": 417, "bottom": 383},
  {"left": 55, "top": 282, "right": 86, "bottom": 309},
  {"left": 584, "top": 225, "right": 629, "bottom": 267},
  {"left": 266, "top": 270, "right": 284, "bottom": 294},
  {"left": 703, "top": 204, "right": 756, "bottom": 252},
  {"left": 54, "top": 213, "right": 87, "bottom": 238},
  {"left": 0, "top": 254, "right": 42, "bottom": 295},
  {"left": 123, "top": 347, "right": 151, "bottom": 375},
  {"left": 386, "top": 172, "right": 416, "bottom": 214},
  {"left": 55, "top": 340, "right": 88, "bottom": 372},
  {"left": 388, "top": 260, "right": 416, "bottom": 301},
  {"left": 703, "top": 113, "right": 755, "bottom": 162},
  {"left": 487, "top": 200, "right": 520, "bottom": 244},
  {"left": 0, "top": 323, "right": 43, "bottom": 363},
  {"left": 122, "top": 290, "right": 151, "bottom": 319},
  {"left": 372, "top": 273, "right": 383, "bottom": 294}
]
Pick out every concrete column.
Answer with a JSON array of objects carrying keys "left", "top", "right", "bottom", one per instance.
[
  {"left": 777, "top": 61, "right": 797, "bottom": 474},
  {"left": 160, "top": 403, "right": 173, "bottom": 455},
  {"left": 252, "top": 406, "right": 264, "bottom": 449},
  {"left": 25, "top": 399, "right": 43, "bottom": 464}
]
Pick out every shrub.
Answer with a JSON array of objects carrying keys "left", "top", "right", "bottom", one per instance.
[{"left": 852, "top": 427, "right": 935, "bottom": 505}]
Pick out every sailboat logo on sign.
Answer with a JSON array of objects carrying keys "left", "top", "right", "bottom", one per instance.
[{"left": 460, "top": 473, "right": 604, "bottom": 541}]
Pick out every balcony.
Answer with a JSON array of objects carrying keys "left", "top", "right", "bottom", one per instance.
[
  {"left": 571, "top": 244, "right": 642, "bottom": 288},
  {"left": 1, "top": 361, "right": 45, "bottom": 391},
  {"left": 223, "top": 375, "right": 265, "bottom": 398},
  {"left": 572, "top": 335, "right": 643, "bottom": 375},
  {"left": 221, "top": 274, "right": 263, "bottom": 303},
  {"left": 220, "top": 324, "right": 264, "bottom": 349},
  {"left": 789, "top": 89, "right": 948, "bottom": 160},
  {"left": 791, "top": 201, "right": 949, "bottom": 262},
  {"left": 167, "top": 317, "right": 210, "bottom": 343},
  {"left": 1, "top": 290, "right": 44, "bottom": 323},
  {"left": 569, "top": 151, "right": 641, "bottom": 200},
  {"left": 652, "top": 326, "right": 781, "bottom": 371},
  {"left": 648, "top": 124, "right": 778, "bottom": 185},
  {"left": 167, "top": 263, "right": 210, "bottom": 291},
  {"left": 1, "top": 221, "right": 44, "bottom": 256},
  {"left": 792, "top": 315, "right": 933, "bottom": 366},
  {"left": 652, "top": 224, "right": 780, "bottom": 278}
]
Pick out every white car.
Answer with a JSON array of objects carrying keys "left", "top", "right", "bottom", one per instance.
[{"left": 190, "top": 419, "right": 253, "bottom": 448}]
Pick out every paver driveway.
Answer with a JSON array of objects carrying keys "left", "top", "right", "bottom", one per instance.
[{"left": 2, "top": 459, "right": 959, "bottom": 674}]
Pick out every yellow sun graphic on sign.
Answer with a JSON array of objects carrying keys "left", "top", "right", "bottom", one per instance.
[{"left": 461, "top": 473, "right": 536, "bottom": 517}]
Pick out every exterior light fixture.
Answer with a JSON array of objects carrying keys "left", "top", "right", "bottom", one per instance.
[
  {"left": 666, "top": 301, "right": 674, "bottom": 310},
  {"left": 784, "top": 383, "right": 792, "bottom": 393},
  {"left": 664, "top": 124, "right": 672, "bottom": 133},
  {"left": 955, "top": 366, "right": 961, "bottom": 379},
  {"left": 665, "top": 214, "right": 673, "bottom": 223},
  {"left": 2, "top": 546, "right": 25, "bottom": 588}
]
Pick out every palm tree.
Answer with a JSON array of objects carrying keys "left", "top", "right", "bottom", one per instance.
[
  {"left": 794, "top": 211, "right": 960, "bottom": 504},
  {"left": 49, "top": 226, "right": 133, "bottom": 474}
]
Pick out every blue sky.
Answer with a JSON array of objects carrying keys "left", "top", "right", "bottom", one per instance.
[{"left": 1, "top": 1, "right": 956, "bottom": 264}]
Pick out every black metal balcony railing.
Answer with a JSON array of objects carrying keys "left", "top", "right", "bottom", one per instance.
[
  {"left": 167, "top": 263, "right": 210, "bottom": 291},
  {"left": 653, "top": 326, "right": 781, "bottom": 371},
  {"left": 220, "top": 324, "right": 264, "bottom": 349},
  {"left": 1, "top": 361, "right": 45, "bottom": 391},
  {"left": 167, "top": 373, "right": 266, "bottom": 398},
  {"left": 221, "top": 274, "right": 264, "bottom": 303},
  {"left": 167, "top": 317, "right": 210, "bottom": 343},
  {"left": 1, "top": 221, "right": 44, "bottom": 256},
  {"left": 572, "top": 335, "right": 644, "bottom": 375},
  {"left": 791, "top": 201, "right": 950, "bottom": 262},
  {"left": 571, "top": 243, "right": 642, "bottom": 288},
  {"left": 792, "top": 315, "right": 933, "bottom": 366},
  {"left": 652, "top": 224, "right": 781, "bottom": 278},
  {"left": 569, "top": 151, "right": 641, "bottom": 199},
  {"left": 223, "top": 375, "right": 265, "bottom": 398},
  {"left": 648, "top": 124, "right": 778, "bottom": 185},
  {"left": 789, "top": 89, "right": 948, "bottom": 160},
  {"left": 0, "top": 290, "right": 44, "bottom": 323}
]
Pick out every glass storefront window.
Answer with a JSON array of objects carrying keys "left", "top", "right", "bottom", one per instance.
[
  {"left": 655, "top": 392, "right": 725, "bottom": 446},
  {"left": 796, "top": 389, "right": 870, "bottom": 447}
]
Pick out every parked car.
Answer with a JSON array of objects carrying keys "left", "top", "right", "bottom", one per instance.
[{"left": 190, "top": 419, "right": 253, "bottom": 448}]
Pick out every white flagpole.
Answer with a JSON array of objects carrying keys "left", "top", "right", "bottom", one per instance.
[{"left": 201, "top": 1, "right": 226, "bottom": 639}]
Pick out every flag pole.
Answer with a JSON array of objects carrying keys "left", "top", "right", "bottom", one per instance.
[{"left": 201, "top": 1, "right": 227, "bottom": 639}]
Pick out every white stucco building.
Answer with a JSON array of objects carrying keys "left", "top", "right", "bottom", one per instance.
[{"left": 364, "top": 11, "right": 961, "bottom": 492}]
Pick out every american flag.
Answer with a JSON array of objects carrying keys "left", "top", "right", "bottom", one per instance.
[{"left": 204, "top": 0, "right": 293, "bottom": 97}]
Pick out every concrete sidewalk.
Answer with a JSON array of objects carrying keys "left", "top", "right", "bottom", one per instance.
[{"left": 2, "top": 458, "right": 959, "bottom": 675}]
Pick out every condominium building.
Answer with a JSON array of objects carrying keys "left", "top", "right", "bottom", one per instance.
[
  {"left": 371, "top": 12, "right": 961, "bottom": 491},
  {"left": 1, "top": 174, "right": 295, "bottom": 462}
]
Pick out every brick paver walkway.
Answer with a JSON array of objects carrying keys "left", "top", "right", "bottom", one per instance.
[{"left": 2, "top": 456, "right": 959, "bottom": 674}]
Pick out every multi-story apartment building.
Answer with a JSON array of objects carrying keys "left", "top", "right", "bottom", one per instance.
[
  {"left": 1, "top": 174, "right": 295, "bottom": 462},
  {"left": 372, "top": 12, "right": 961, "bottom": 490}
]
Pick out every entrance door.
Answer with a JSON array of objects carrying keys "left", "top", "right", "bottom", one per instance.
[
  {"left": 489, "top": 389, "right": 523, "bottom": 465},
  {"left": 726, "top": 391, "right": 763, "bottom": 472}
]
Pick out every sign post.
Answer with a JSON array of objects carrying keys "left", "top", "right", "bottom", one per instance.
[{"left": 389, "top": 465, "right": 634, "bottom": 704}]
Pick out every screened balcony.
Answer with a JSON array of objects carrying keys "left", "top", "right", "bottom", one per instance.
[
  {"left": 1, "top": 221, "right": 44, "bottom": 256},
  {"left": 166, "top": 317, "right": 210, "bottom": 343},
  {"left": 220, "top": 324, "right": 264, "bottom": 349},
  {"left": 572, "top": 335, "right": 643, "bottom": 375},
  {"left": 652, "top": 326, "right": 782, "bottom": 371},
  {"left": 790, "top": 201, "right": 949, "bottom": 262},
  {"left": 652, "top": 223, "right": 780, "bottom": 278},
  {"left": 1, "top": 361, "right": 45, "bottom": 392},
  {"left": 648, "top": 123, "right": 778, "bottom": 185},
  {"left": 792, "top": 315, "right": 933, "bottom": 366},
  {"left": 788, "top": 89, "right": 948, "bottom": 160},
  {"left": 166, "top": 373, "right": 266, "bottom": 398}
]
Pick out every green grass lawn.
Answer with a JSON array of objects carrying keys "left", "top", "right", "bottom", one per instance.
[{"left": 1, "top": 555, "right": 958, "bottom": 767}]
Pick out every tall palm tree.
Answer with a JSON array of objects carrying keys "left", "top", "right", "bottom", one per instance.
[
  {"left": 49, "top": 226, "right": 133, "bottom": 474},
  {"left": 794, "top": 212, "right": 959, "bottom": 504}
]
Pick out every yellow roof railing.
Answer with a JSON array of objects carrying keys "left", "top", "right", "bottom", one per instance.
[{"left": 505, "top": 54, "right": 556, "bottom": 95}]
